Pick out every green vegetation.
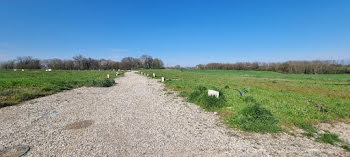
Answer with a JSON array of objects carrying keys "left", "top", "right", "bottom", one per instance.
[
  {"left": 315, "top": 131, "right": 350, "bottom": 151},
  {"left": 141, "top": 69, "right": 350, "bottom": 134},
  {"left": 0, "top": 69, "right": 123, "bottom": 108},
  {"left": 316, "top": 131, "right": 341, "bottom": 145},
  {"left": 229, "top": 103, "right": 281, "bottom": 133},
  {"left": 188, "top": 86, "right": 226, "bottom": 110}
]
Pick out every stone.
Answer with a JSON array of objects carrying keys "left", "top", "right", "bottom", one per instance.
[
  {"left": 161, "top": 77, "right": 165, "bottom": 82},
  {"left": 153, "top": 73, "right": 156, "bottom": 77},
  {"left": 208, "top": 90, "right": 219, "bottom": 98}
]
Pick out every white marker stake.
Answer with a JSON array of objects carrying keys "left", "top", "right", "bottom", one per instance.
[
  {"left": 153, "top": 73, "right": 156, "bottom": 77},
  {"left": 208, "top": 90, "right": 219, "bottom": 98},
  {"left": 161, "top": 77, "right": 165, "bottom": 82},
  {"left": 107, "top": 74, "right": 110, "bottom": 78}
]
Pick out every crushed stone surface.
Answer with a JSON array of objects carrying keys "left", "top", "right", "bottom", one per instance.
[{"left": 0, "top": 72, "right": 349, "bottom": 156}]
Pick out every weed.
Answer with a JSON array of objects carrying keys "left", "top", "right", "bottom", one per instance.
[
  {"left": 341, "top": 145, "right": 350, "bottom": 152},
  {"left": 229, "top": 103, "right": 280, "bottom": 133},
  {"left": 93, "top": 78, "right": 115, "bottom": 87},
  {"left": 316, "top": 131, "right": 341, "bottom": 145},
  {"left": 298, "top": 123, "right": 318, "bottom": 137}
]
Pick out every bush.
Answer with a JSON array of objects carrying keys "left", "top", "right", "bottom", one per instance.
[
  {"left": 229, "top": 103, "right": 280, "bottom": 133},
  {"left": 189, "top": 86, "right": 226, "bottom": 110}
]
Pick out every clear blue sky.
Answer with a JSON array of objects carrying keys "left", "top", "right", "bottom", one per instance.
[{"left": 0, "top": 0, "right": 349, "bottom": 66}]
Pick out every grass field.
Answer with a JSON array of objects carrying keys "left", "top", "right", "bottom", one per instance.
[
  {"left": 0, "top": 69, "right": 123, "bottom": 108},
  {"left": 141, "top": 69, "right": 350, "bottom": 134}
]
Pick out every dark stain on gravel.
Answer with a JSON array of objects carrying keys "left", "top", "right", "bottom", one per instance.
[
  {"left": 0, "top": 145, "right": 30, "bottom": 157},
  {"left": 64, "top": 120, "right": 94, "bottom": 130}
]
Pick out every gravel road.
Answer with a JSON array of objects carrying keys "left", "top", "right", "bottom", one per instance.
[{"left": 0, "top": 72, "right": 348, "bottom": 156}]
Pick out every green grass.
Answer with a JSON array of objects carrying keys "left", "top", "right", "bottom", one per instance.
[
  {"left": 316, "top": 131, "right": 341, "bottom": 145},
  {"left": 141, "top": 69, "right": 350, "bottom": 133},
  {"left": 0, "top": 69, "right": 124, "bottom": 107},
  {"left": 229, "top": 103, "right": 281, "bottom": 133},
  {"left": 188, "top": 86, "right": 226, "bottom": 110}
]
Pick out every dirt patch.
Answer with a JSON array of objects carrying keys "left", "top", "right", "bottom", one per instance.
[{"left": 64, "top": 120, "right": 94, "bottom": 130}]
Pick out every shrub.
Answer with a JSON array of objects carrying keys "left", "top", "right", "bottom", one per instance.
[
  {"left": 229, "top": 103, "right": 280, "bottom": 133},
  {"left": 189, "top": 86, "right": 226, "bottom": 110}
]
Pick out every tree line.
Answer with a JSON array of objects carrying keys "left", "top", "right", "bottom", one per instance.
[
  {"left": 196, "top": 60, "right": 350, "bottom": 74},
  {"left": 0, "top": 55, "right": 164, "bottom": 70}
]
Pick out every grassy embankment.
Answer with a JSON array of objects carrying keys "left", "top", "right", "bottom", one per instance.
[
  {"left": 141, "top": 69, "right": 350, "bottom": 135},
  {"left": 0, "top": 69, "right": 123, "bottom": 108}
]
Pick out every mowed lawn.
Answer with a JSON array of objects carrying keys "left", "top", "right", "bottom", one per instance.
[
  {"left": 142, "top": 69, "right": 350, "bottom": 132},
  {"left": 0, "top": 70, "right": 122, "bottom": 108}
]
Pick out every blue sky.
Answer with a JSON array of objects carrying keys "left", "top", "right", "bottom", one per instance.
[{"left": 0, "top": 0, "right": 349, "bottom": 66}]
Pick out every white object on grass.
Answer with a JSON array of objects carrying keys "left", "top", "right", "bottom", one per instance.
[
  {"left": 22, "top": 69, "right": 24, "bottom": 71},
  {"left": 153, "top": 73, "right": 156, "bottom": 77},
  {"left": 161, "top": 77, "right": 165, "bottom": 82},
  {"left": 107, "top": 74, "right": 110, "bottom": 78},
  {"left": 208, "top": 90, "right": 219, "bottom": 98}
]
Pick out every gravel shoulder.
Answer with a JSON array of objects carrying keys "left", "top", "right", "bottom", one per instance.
[{"left": 0, "top": 72, "right": 349, "bottom": 156}]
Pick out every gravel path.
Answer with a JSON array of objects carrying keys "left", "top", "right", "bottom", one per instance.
[{"left": 0, "top": 72, "right": 348, "bottom": 156}]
